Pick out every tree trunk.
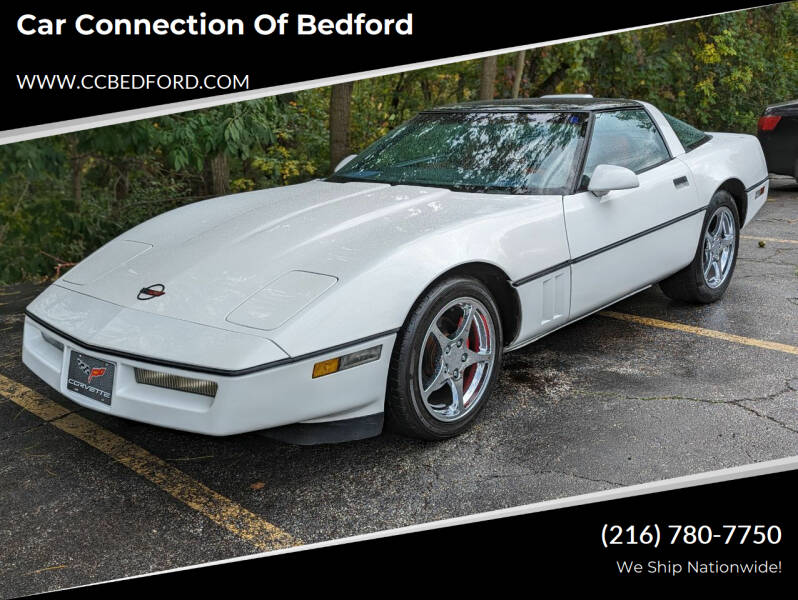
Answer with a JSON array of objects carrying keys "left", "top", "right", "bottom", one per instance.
[
  {"left": 66, "top": 135, "right": 84, "bottom": 205},
  {"left": 114, "top": 162, "right": 130, "bottom": 201},
  {"left": 208, "top": 153, "right": 230, "bottom": 196},
  {"left": 71, "top": 160, "right": 83, "bottom": 205},
  {"left": 512, "top": 51, "right": 527, "bottom": 98},
  {"left": 479, "top": 56, "right": 498, "bottom": 100},
  {"left": 455, "top": 73, "right": 466, "bottom": 102},
  {"left": 391, "top": 73, "right": 406, "bottom": 111},
  {"left": 420, "top": 78, "right": 432, "bottom": 104},
  {"left": 110, "top": 163, "right": 130, "bottom": 221},
  {"left": 329, "top": 82, "right": 354, "bottom": 171}
]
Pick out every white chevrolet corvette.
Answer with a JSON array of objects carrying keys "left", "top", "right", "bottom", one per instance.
[{"left": 23, "top": 96, "right": 769, "bottom": 443}]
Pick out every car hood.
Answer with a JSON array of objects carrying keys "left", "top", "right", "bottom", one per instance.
[{"left": 50, "top": 179, "right": 528, "bottom": 335}]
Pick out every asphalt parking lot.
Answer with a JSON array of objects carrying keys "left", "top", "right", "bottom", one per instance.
[{"left": 1, "top": 178, "right": 797, "bottom": 596}]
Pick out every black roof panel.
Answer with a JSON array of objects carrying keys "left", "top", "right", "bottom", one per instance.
[
  {"left": 426, "top": 97, "right": 642, "bottom": 112},
  {"left": 764, "top": 99, "right": 798, "bottom": 116}
]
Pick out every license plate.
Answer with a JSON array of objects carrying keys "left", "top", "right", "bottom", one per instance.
[{"left": 67, "top": 351, "right": 116, "bottom": 405}]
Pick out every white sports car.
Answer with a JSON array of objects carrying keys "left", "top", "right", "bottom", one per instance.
[{"left": 22, "top": 96, "right": 769, "bottom": 443}]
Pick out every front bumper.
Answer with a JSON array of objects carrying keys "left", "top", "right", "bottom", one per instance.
[{"left": 22, "top": 316, "right": 395, "bottom": 436}]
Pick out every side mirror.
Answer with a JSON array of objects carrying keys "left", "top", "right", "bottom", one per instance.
[
  {"left": 587, "top": 164, "right": 640, "bottom": 197},
  {"left": 334, "top": 154, "right": 357, "bottom": 173}
]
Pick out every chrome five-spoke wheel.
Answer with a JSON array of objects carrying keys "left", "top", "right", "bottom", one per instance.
[
  {"left": 386, "top": 276, "right": 504, "bottom": 439},
  {"left": 701, "top": 205, "right": 736, "bottom": 289},
  {"left": 418, "top": 297, "right": 496, "bottom": 422},
  {"left": 659, "top": 190, "right": 739, "bottom": 304}
]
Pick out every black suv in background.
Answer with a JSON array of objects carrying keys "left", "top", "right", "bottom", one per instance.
[{"left": 757, "top": 100, "right": 798, "bottom": 180}]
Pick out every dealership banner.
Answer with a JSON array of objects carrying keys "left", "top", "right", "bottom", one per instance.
[
  {"left": 62, "top": 461, "right": 798, "bottom": 594},
  {"left": 1, "top": 1, "right": 765, "bottom": 135}
]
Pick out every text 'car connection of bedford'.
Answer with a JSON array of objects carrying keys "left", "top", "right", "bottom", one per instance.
[{"left": 22, "top": 96, "right": 769, "bottom": 443}]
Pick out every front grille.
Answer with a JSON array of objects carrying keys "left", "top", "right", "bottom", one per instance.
[{"left": 134, "top": 368, "right": 218, "bottom": 398}]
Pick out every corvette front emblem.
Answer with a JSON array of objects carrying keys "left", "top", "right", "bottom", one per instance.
[
  {"left": 76, "top": 357, "right": 107, "bottom": 383},
  {"left": 137, "top": 284, "right": 165, "bottom": 300}
]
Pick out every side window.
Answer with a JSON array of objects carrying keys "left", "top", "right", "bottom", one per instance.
[
  {"left": 581, "top": 109, "right": 670, "bottom": 187},
  {"left": 663, "top": 113, "right": 709, "bottom": 150}
]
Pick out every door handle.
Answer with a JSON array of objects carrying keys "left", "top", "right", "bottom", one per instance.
[{"left": 673, "top": 176, "right": 689, "bottom": 188}]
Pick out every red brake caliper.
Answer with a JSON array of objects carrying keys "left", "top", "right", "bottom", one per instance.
[{"left": 462, "top": 314, "right": 479, "bottom": 391}]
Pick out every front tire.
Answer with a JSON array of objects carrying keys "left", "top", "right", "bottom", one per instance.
[
  {"left": 659, "top": 190, "right": 740, "bottom": 304},
  {"left": 386, "top": 276, "right": 503, "bottom": 440}
]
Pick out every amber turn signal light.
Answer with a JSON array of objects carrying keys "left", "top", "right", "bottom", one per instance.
[
  {"left": 312, "top": 357, "right": 340, "bottom": 378},
  {"left": 312, "top": 345, "right": 382, "bottom": 378}
]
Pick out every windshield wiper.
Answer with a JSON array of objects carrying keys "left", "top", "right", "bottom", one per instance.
[{"left": 391, "top": 154, "right": 452, "bottom": 168}]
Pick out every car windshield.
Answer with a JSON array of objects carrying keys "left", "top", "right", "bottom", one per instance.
[{"left": 328, "top": 111, "right": 588, "bottom": 194}]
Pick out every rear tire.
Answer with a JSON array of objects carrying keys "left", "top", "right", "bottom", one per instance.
[
  {"left": 659, "top": 190, "right": 739, "bottom": 304},
  {"left": 385, "top": 276, "right": 503, "bottom": 440}
]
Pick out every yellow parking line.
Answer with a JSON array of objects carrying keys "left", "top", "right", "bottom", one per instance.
[
  {"left": 741, "top": 235, "right": 798, "bottom": 245},
  {"left": 599, "top": 311, "right": 798, "bottom": 355},
  {"left": 26, "top": 565, "right": 68, "bottom": 576},
  {"left": 0, "top": 373, "right": 300, "bottom": 551}
]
